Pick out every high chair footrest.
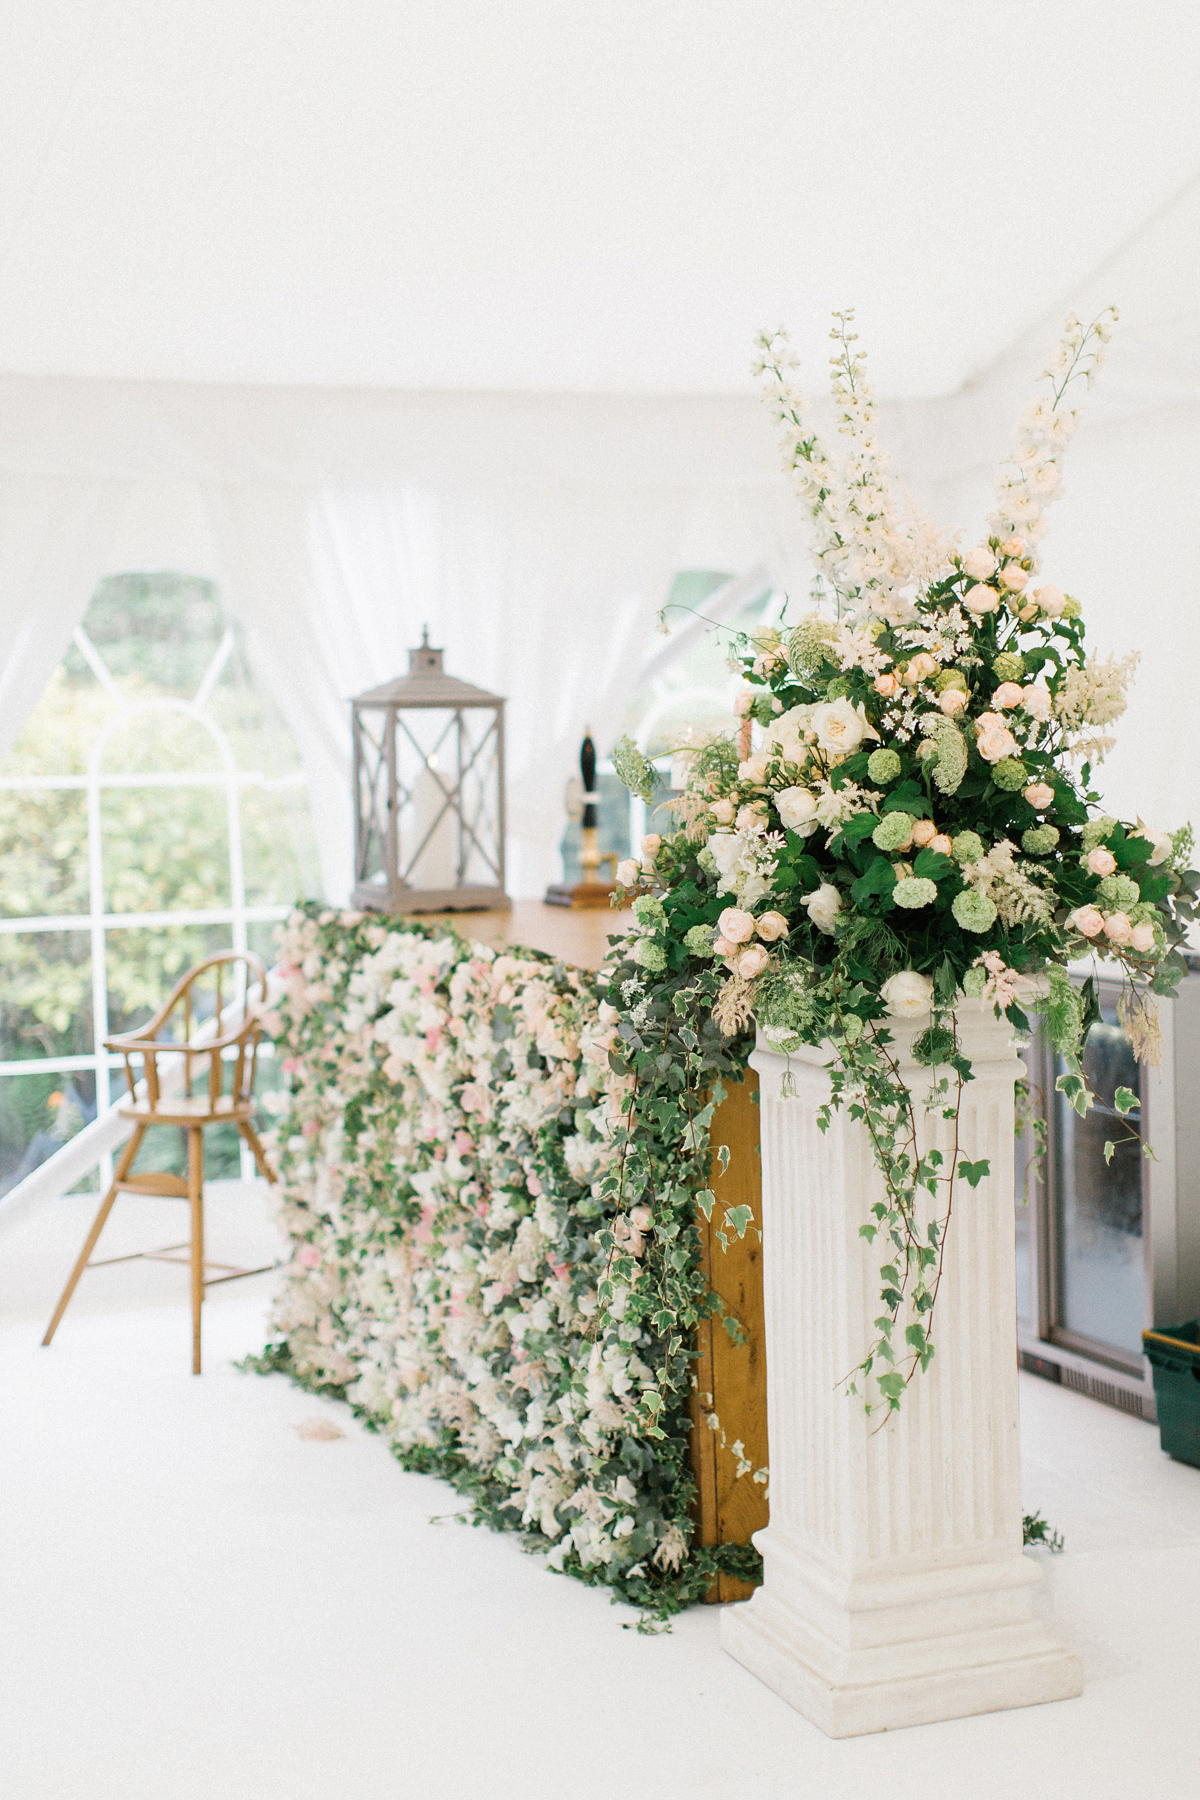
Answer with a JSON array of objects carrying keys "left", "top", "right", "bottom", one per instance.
[{"left": 115, "top": 1173, "right": 191, "bottom": 1198}]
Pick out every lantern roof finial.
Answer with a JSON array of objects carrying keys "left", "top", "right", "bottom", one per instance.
[{"left": 351, "top": 635, "right": 505, "bottom": 709}]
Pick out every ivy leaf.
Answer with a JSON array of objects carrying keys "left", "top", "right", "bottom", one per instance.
[
  {"left": 1103, "top": 1140, "right": 1116, "bottom": 1165},
  {"left": 1113, "top": 1085, "right": 1138, "bottom": 1115},
  {"left": 694, "top": 1187, "right": 716, "bottom": 1220},
  {"left": 724, "top": 1204, "right": 754, "bottom": 1239},
  {"left": 956, "top": 1157, "right": 991, "bottom": 1188}
]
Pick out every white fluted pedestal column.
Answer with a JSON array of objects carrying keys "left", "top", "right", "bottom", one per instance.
[{"left": 721, "top": 1009, "right": 1082, "bottom": 1737}]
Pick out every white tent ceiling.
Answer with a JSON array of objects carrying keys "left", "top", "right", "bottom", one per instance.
[{"left": 0, "top": 1, "right": 1198, "bottom": 398}]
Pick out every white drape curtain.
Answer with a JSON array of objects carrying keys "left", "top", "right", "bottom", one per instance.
[{"left": 1, "top": 165, "right": 1198, "bottom": 898}]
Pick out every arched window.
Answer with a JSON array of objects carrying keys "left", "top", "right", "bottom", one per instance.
[{"left": 0, "top": 574, "right": 319, "bottom": 1196}]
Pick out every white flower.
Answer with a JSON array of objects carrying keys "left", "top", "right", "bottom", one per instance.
[
  {"left": 738, "top": 753, "right": 769, "bottom": 784},
  {"left": 615, "top": 859, "right": 639, "bottom": 887},
  {"left": 775, "top": 786, "right": 820, "bottom": 835},
  {"left": 1142, "top": 826, "right": 1174, "bottom": 866},
  {"left": 800, "top": 882, "right": 841, "bottom": 934},
  {"left": 810, "top": 696, "right": 877, "bottom": 758},
  {"left": 1020, "top": 683, "right": 1053, "bottom": 722},
  {"left": 880, "top": 970, "right": 934, "bottom": 1018}
]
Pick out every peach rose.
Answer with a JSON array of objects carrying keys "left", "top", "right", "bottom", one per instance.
[
  {"left": 1024, "top": 782, "right": 1054, "bottom": 810},
  {"left": 963, "top": 584, "right": 1001, "bottom": 616},
  {"left": 903, "top": 652, "right": 939, "bottom": 685},
  {"left": 911, "top": 819, "right": 937, "bottom": 847},
  {"left": 755, "top": 911, "right": 791, "bottom": 942},
  {"left": 929, "top": 833, "right": 954, "bottom": 856},
  {"left": 1000, "top": 536, "right": 1027, "bottom": 558},
  {"left": 1087, "top": 847, "right": 1117, "bottom": 876},
  {"left": 962, "top": 546, "right": 997, "bottom": 581},
  {"left": 874, "top": 673, "right": 901, "bottom": 698},
  {"left": 717, "top": 906, "right": 756, "bottom": 944},
  {"left": 710, "top": 797, "right": 736, "bottom": 825},
  {"left": 1033, "top": 584, "right": 1066, "bottom": 618},
  {"left": 738, "top": 753, "right": 769, "bottom": 783},
  {"left": 737, "top": 945, "right": 771, "bottom": 980},
  {"left": 976, "top": 719, "right": 1018, "bottom": 763},
  {"left": 641, "top": 833, "right": 662, "bottom": 865},
  {"left": 1104, "top": 911, "right": 1133, "bottom": 946},
  {"left": 991, "top": 682, "right": 1025, "bottom": 710},
  {"left": 1071, "top": 906, "right": 1105, "bottom": 938},
  {"left": 939, "top": 688, "right": 968, "bottom": 716},
  {"left": 1131, "top": 921, "right": 1156, "bottom": 954},
  {"left": 1021, "top": 683, "right": 1053, "bottom": 721},
  {"left": 713, "top": 936, "right": 737, "bottom": 958},
  {"left": 999, "top": 564, "right": 1028, "bottom": 593}
]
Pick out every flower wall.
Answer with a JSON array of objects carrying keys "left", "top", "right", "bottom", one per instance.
[{"left": 255, "top": 905, "right": 756, "bottom": 1616}]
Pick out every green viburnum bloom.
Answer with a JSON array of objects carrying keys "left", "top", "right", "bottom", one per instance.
[
  {"left": 991, "top": 651, "right": 1026, "bottom": 683},
  {"left": 867, "top": 748, "right": 902, "bottom": 785},
  {"left": 892, "top": 876, "right": 939, "bottom": 909},
  {"left": 1062, "top": 597, "right": 1082, "bottom": 618},
  {"left": 696, "top": 846, "right": 717, "bottom": 876},
  {"left": 952, "top": 830, "right": 985, "bottom": 864},
  {"left": 786, "top": 614, "right": 836, "bottom": 682},
  {"left": 991, "top": 758, "right": 1028, "bottom": 791},
  {"left": 872, "top": 810, "right": 914, "bottom": 851},
  {"left": 612, "top": 735, "right": 660, "bottom": 804},
  {"left": 952, "top": 889, "right": 998, "bottom": 932},
  {"left": 825, "top": 675, "right": 851, "bottom": 700},
  {"left": 1081, "top": 815, "right": 1117, "bottom": 852},
  {"left": 1021, "top": 825, "right": 1060, "bottom": 856},
  {"left": 962, "top": 965, "right": 989, "bottom": 997},
  {"left": 1097, "top": 872, "right": 1140, "bottom": 910},
  {"left": 934, "top": 668, "right": 968, "bottom": 694},
  {"left": 683, "top": 923, "right": 717, "bottom": 957},
  {"left": 631, "top": 938, "right": 667, "bottom": 972},
  {"left": 632, "top": 894, "right": 666, "bottom": 929}
]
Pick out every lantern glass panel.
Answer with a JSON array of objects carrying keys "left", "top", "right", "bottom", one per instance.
[
  {"left": 355, "top": 707, "right": 392, "bottom": 893},
  {"left": 395, "top": 705, "right": 502, "bottom": 890}
]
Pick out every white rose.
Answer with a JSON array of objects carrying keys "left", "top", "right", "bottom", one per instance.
[
  {"left": 962, "top": 546, "right": 997, "bottom": 581},
  {"left": 962, "top": 584, "right": 1001, "bottom": 616},
  {"left": 1033, "top": 584, "right": 1066, "bottom": 618},
  {"left": 880, "top": 970, "right": 935, "bottom": 1018},
  {"left": 1142, "top": 826, "right": 1174, "bottom": 866},
  {"left": 801, "top": 882, "right": 842, "bottom": 935},
  {"left": 707, "top": 833, "right": 741, "bottom": 884},
  {"left": 615, "top": 859, "right": 640, "bottom": 887},
  {"left": 811, "top": 696, "right": 874, "bottom": 758},
  {"left": 775, "top": 786, "right": 820, "bottom": 835},
  {"left": 738, "top": 753, "right": 769, "bottom": 783},
  {"left": 1020, "top": 683, "right": 1053, "bottom": 721}
]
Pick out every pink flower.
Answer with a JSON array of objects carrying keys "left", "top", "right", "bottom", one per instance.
[
  {"left": 453, "top": 1130, "right": 474, "bottom": 1157},
  {"left": 301, "top": 1119, "right": 319, "bottom": 1138},
  {"left": 737, "top": 945, "right": 771, "bottom": 980},
  {"left": 1131, "top": 921, "right": 1156, "bottom": 953},
  {"left": 297, "top": 1245, "right": 321, "bottom": 1269},
  {"left": 1087, "top": 847, "right": 1117, "bottom": 876},
  {"left": 1024, "top": 782, "right": 1054, "bottom": 810},
  {"left": 1071, "top": 905, "right": 1105, "bottom": 938},
  {"left": 991, "top": 682, "right": 1025, "bottom": 710},
  {"left": 282, "top": 1056, "right": 302, "bottom": 1075},
  {"left": 718, "top": 906, "right": 756, "bottom": 944},
  {"left": 1104, "top": 911, "right": 1133, "bottom": 946},
  {"left": 754, "top": 910, "right": 791, "bottom": 942}
]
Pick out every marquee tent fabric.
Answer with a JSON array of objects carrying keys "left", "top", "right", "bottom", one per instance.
[{"left": 0, "top": 3, "right": 1197, "bottom": 895}]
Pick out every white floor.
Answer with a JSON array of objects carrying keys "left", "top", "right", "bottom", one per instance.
[{"left": 3, "top": 1187, "right": 1199, "bottom": 1800}]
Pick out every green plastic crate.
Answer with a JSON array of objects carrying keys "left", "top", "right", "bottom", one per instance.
[{"left": 1143, "top": 1322, "right": 1200, "bottom": 1469}]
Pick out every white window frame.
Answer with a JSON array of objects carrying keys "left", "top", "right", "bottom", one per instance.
[{"left": 0, "top": 621, "right": 305, "bottom": 1189}]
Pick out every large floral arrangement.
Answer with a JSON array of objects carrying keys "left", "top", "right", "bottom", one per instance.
[
  {"left": 609, "top": 308, "right": 1199, "bottom": 1412},
  {"left": 251, "top": 906, "right": 758, "bottom": 1620}
]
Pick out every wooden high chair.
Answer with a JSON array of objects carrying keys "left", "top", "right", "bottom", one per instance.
[{"left": 42, "top": 951, "right": 278, "bottom": 1374}]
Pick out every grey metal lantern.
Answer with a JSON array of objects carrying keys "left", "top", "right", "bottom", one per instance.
[{"left": 351, "top": 631, "right": 509, "bottom": 913}]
